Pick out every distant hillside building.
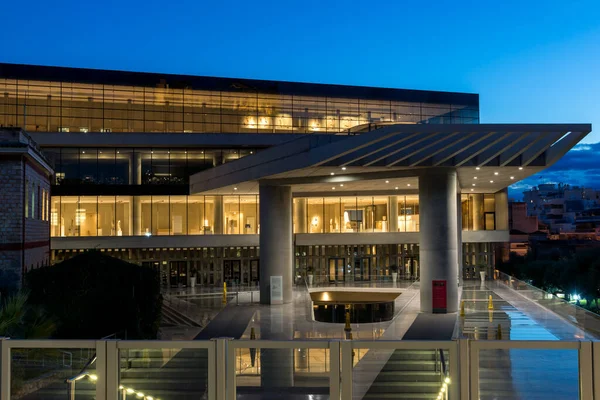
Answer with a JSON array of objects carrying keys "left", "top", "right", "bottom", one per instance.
[{"left": 0, "top": 128, "right": 53, "bottom": 289}]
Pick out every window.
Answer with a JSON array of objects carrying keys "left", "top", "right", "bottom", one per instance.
[{"left": 25, "top": 180, "right": 29, "bottom": 218}]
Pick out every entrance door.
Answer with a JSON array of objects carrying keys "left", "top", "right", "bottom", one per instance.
[
  {"left": 224, "top": 260, "right": 242, "bottom": 285},
  {"left": 250, "top": 260, "right": 259, "bottom": 286},
  {"left": 329, "top": 258, "right": 345, "bottom": 283},
  {"left": 404, "top": 257, "right": 419, "bottom": 280},
  {"left": 354, "top": 258, "right": 371, "bottom": 281},
  {"left": 169, "top": 261, "right": 187, "bottom": 287}
]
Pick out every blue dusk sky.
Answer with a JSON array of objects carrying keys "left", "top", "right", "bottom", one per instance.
[{"left": 1, "top": 0, "right": 599, "bottom": 199}]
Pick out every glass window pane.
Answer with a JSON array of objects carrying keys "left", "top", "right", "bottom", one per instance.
[{"left": 98, "top": 196, "right": 115, "bottom": 236}]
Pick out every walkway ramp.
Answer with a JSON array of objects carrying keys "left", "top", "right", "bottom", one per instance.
[{"left": 194, "top": 304, "right": 258, "bottom": 340}]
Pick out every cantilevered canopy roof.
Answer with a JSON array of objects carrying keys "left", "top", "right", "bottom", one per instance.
[{"left": 190, "top": 123, "right": 591, "bottom": 195}]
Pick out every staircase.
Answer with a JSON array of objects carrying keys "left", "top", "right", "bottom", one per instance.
[
  {"left": 161, "top": 303, "right": 203, "bottom": 328},
  {"left": 363, "top": 349, "right": 446, "bottom": 399},
  {"left": 119, "top": 348, "right": 210, "bottom": 400}
]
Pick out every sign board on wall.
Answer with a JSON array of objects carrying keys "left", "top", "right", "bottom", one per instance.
[{"left": 270, "top": 276, "right": 283, "bottom": 305}]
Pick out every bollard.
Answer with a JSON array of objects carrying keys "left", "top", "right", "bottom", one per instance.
[
  {"left": 250, "top": 327, "right": 257, "bottom": 367},
  {"left": 222, "top": 282, "right": 227, "bottom": 305},
  {"left": 460, "top": 300, "right": 465, "bottom": 317},
  {"left": 496, "top": 324, "right": 502, "bottom": 340},
  {"left": 344, "top": 311, "right": 352, "bottom": 339},
  {"left": 489, "top": 310, "right": 493, "bottom": 323},
  {"left": 487, "top": 295, "right": 494, "bottom": 310}
]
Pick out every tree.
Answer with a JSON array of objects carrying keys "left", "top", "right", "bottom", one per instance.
[
  {"left": 0, "top": 292, "right": 55, "bottom": 338},
  {"left": 25, "top": 251, "right": 162, "bottom": 339}
]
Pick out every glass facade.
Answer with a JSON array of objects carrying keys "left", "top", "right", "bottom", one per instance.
[
  {"left": 43, "top": 147, "right": 256, "bottom": 185},
  {"left": 50, "top": 242, "right": 497, "bottom": 286},
  {"left": 51, "top": 195, "right": 258, "bottom": 237},
  {"left": 0, "top": 79, "right": 479, "bottom": 134},
  {"left": 51, "top": 194, "right": 500, "bottom": 237}
]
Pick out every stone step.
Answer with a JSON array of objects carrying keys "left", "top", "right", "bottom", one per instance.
[
  {"left": 370, "top": 370, "right": 441, "bottom": 382},
  {"left": 121, "top": 367, "right": 208, "bottom": 379},
  {"left": 367, "top": 380, "right": 441, "bottom": 394}
]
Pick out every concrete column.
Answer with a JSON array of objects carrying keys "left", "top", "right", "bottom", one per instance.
[
  {"left": 388, "top": 196, "right": 398, "bottom": 232},
  {"left": 133, "top": 196, "right": 142, "bottom": 236},
  {"left": 213, "top": 196, "right": 223, "bottom": 234},
  {"left": 259, "top": 185, "right": 293, "bottom": 304},
  {"left": 495, "top": 188, "right": 509, "bottom": 231},
  {"left": 472, "top": 194, "right": 483, "bottom": 231},
  {"left": 457, "top": 191, "right": 463, "bottom": 287},
  {"left": 294, "top": 198, "right": 307, "bottom": 233},
  {"left": 260, "top": 307, "right": 294, "bottom": 388},
  {"left": 128, "top": 152, "right": 143, "bottom": 185},
  {"left": 419, "top": 168, "right": 459, "bottom": 313}
]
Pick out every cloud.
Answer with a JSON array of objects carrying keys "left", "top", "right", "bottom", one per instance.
[{"left": 508, "top": 142, "right": 600, "bottom": 200}]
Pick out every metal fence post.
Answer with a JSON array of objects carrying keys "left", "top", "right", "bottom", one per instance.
[
  {"left": 0, "top": 338, "right": 10, "bottom": 400},
  {"left": 469, "top": 340, "right": 479, "bottom": 399},
  {"left": 579, "top": 341, "right": 593, "bottom": 400},
  {"left": 95, "top": 339, "right": 107, "bottom": 400},
  {"left": 593, "top": 342, "right": 600, "bottom": 400},
  {"left": 457, "top": 339, "right": 469, "bottom": 400},
  {"left": 329, "top": 341, "right": 340, "bottom": 400},
  {"left": 213, "top": 338, "right": 229, "bottom": 400},
  {"left": 340, "top": 340, "right": 353, "bottom": 400},
  {"left": 105, "top": 340, "right": 119, "bottom": 400}
]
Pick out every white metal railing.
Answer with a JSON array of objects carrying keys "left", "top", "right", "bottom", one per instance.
[{"left": 1, "top": 337, "right": 599, "bottom": 400}]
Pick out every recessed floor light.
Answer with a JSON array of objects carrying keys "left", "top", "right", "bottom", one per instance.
[{"left": 494, "top": 172, "right": 499, "bottom": 175}]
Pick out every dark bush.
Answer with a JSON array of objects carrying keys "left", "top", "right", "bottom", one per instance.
[{"left": 25, "top": 251, "right": 162, "bottom": 339}]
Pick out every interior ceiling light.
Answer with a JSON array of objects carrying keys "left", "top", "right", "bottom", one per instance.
[
  {"left": 476, "top": 167, "right": 481, "bottom": 170},
  {"left": 332, "top": 187, "right": 335, "bottom": 190},
  {"left": 407, "top": 183, "right": 411, "bottom": 187},
  {"left": 471, "top": 188, "right": 474, "bottom": 191},
  {"left": 340, "top": 184, "right": 344, "bottom": 187},
  {"left": 494, "top": 172, "right": 499, "bottom": 175},
  {"left": 472, "top": 183, "right": 476, "bottom": 186},
  {"left": 234, "top": 187, "right": 238, "bottom": 190},
  {"left": 341, "top": 167, "right": 347, "bottom": 171},
  {"left": 395, "top": 187, "right": 399, "bottom": 190},
  {"left": 385, "top": 180, "right": 389, "bottom": 183},
  {"left": 510, "top": 176, "right": 514, "bottom": 179},
  {"left": 330, "top": 172, "right": 335, "bottom": 176},
  {"left": 519, "top": 167, "right": 523, "bottom": 170},
  {"left": 474, "top": 177, "right": 478, "bottom": 179},
  {"left": 490, "top": 180, "right": 494, "bottom": 183}
]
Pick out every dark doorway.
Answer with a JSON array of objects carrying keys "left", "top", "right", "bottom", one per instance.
[
  {"left": 169, "top": 261, "right": 187, "bottom": 287},
  {"left": 354, "top": 257, "right": 371, "bottom": 281},
  {"left": 224, "top": 260, "right": 241, "bottom": 285}
]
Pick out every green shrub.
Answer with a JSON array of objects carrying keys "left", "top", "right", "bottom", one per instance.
[{"left": 25, "top": 251, "right": 162, "bottom": 339}]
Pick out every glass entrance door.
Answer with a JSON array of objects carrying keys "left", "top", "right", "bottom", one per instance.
[
  {"left": 224, "top": 260, "right": 241, "bottom": 285},
  {"left": 169, "top": 261, "right": 187, "bottom": 287},
  {"left": 250, "top": 260, "right": 259, "bottom": 285},
  {"left": 329, "top": 258, "right": 345, "bottom": 283},
  {"left": 403, "top": 257, "right": 419, "bottom": 280},
  {"left": 354, "top": 258, "right": 371, "bottom": 281}
]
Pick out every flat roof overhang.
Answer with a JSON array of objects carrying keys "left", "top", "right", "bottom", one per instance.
[{"left": 189, "top": 123, "right": 591, "bottom": 195}]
